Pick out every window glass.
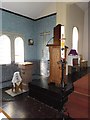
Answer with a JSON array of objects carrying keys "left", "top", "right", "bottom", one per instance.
[
  {"left": 0, "top": 35, "right": 11, "bottom": 64},
  {"left": 72, "top": 27, "right": 79, "bottom": 52},
  {"left": 15, "top": 37, "right": 24, "bottom": 63}
]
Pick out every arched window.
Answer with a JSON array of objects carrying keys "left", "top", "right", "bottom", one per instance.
[
  {"left": 15, "top": 37, "right": 24, "bottom": 63},
  {"left": 0, "top": 35, "right": 11, "bottom": 64},
  {"left": 72, "top": 27, "right": 79, "bottom": 52}
]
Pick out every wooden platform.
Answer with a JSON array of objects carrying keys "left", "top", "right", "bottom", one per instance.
[
  {"left": 28, "top": 78, "right": 74, "bottom": 111},
  {"left": 1, "top": 68, "right": 90, "bottom": 119}
]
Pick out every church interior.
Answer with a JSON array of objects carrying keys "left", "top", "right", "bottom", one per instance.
[{"left": 0, "top": 1, "right": 90, "bottom": 119}]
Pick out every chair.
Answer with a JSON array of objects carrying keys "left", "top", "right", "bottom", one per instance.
[
  {"left": 12, "top": 71, "right": 22, "bottom": 93},
  {"left": 80, "top": 55, "right": 88, "bottom": 70},
  {"left": 68, "top": 58, "right": 79, "bottom": 74}
]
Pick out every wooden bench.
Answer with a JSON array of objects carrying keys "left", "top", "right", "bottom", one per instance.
[{"left": 68, "top": 58, "right": 80, "bottom": 74}]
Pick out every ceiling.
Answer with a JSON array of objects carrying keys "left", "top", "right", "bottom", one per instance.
[
  {"left": 1, "top": 2, "right": 89, "bottom": 19},
  {"left": 2, "top": 2, "right": 56, "bottom": 19}
]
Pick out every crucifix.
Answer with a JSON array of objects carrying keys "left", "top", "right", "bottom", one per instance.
[{"left": 40, "top": 31, "right": 50, "bottom": 59}]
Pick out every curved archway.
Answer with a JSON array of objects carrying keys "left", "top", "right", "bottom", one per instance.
[
  {"left": 0, "top": 35, "right": 11, "bottom": 64},
  {"left": 15, "top": 37, "right": 24, "bottom": 63},
  {"left": 72, "top": 27, "right": 79, "bottom": 52}
]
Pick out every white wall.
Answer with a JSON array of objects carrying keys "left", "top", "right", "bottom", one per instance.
[
  {"left": 56, "top": 3, "right": 84, "bottom": 55},
  {"left": 83, "top": 9, "right": 88, "bottom": 62},
  {"left": 56, "top": 2, "right": 67, "bottom": 26},
  {"left": 65, "top": 4, "right": 84, "bottom": 55}
]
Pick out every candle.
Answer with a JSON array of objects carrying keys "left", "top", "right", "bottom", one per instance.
[{"left": 61, "top": 34, "right": 65, "bottom": 59}]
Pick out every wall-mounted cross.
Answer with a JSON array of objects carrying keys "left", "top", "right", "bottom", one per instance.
[
  {"left": 40, "top": 31, "right": 50, "bottom": 46},
  {"left": 40, "top": 31, "right": 50, "bottom": 59}
]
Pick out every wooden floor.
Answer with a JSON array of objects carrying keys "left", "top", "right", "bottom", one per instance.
[
  {"left": 1, "top": 68, "right": 90, "bottom": 119},
  {"left": 1, "top": 94, "right": 59, "bottom": 119}
]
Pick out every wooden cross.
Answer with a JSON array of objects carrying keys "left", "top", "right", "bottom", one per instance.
[
  {"left": 40, "top": 31, "right": 50, "bottom": 46},
  {"left": 40, "top": 31, "right": 50, "bottom": 58}
]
